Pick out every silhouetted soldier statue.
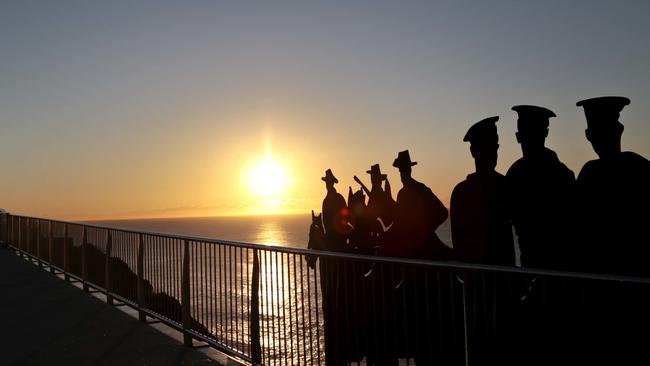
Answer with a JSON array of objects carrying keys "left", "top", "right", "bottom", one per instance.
[
  {"left": 388, "top": 150, "right": 450, "bottom": 259},
  {"left": 321, "top": 169, "right": 349, "bottom": 253},
  {"left": 574, "top": 96, "right": 650, "bottom": 365},
  {"left": 318, "top": 168, "right": 351, "bottom": 365},
  {"left": 366, "top": 164, "right": 395, "bottom": 227},
  {"left": 506, "top": 105, "right": 575, "bottom": 270},
  {"left": 351, "top": 165, "right": 396, "bottom": 366},
  {"left": 575, "top": 96, "right": 650, "bottom": 276},
  {"left": 357, "top": 164, "right": 395, "bottom": 254},
  {"left": 387, "top": 150, "right": 459, "bottom": 365},
  {"left": 452, "top": 116, "right": 514, "bottom": 266},
  {"left": 450, "top": 117, "right": 514, "bottom": 365}
]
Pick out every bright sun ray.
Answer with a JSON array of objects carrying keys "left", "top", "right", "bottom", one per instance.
[{"left": 246, "top": 156, "right": 289, "bottom": 198}]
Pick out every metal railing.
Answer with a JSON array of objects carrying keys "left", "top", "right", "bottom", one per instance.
[{"left": 3, "top": 211, "right": 650, "bottom": 365}]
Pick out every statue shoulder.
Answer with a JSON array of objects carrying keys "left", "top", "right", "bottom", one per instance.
[
  {"left": 506, "top": 157, "right": 526, "bottom": 178},
  {"left": 451, "top": 178, "right": 470, "bottom": 199},
  {"left": 578, "top": 159, "right": 600, "bottom": 181},
  {"left": 622, "top": 151, "right": 650, "bottom": 166}
]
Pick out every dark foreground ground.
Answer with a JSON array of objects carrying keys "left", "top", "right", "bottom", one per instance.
[{"left": 0, "top": 247, "right": 219, "bottom": 366}]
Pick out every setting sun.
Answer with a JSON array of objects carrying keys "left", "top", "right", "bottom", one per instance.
[{"left": 246, "top": 156, "right": 289, "bottom": 197}]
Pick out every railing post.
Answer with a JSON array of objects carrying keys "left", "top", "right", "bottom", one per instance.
[
  {"left": 64, "top": 223, "right": 70, "bottom": 282},
  {"left": 10, "top": 214, "right": 14, "bottom": 248},
  {"left": 137, "top": 233, "right": 146, "bottom": 322},
  {"left": 48, "top": 221, "right": 55, "bottom": 274},
  {"left": 0, "top": 210, "right": 7, "bottom": 248},
  {"left": 28, "top": 217, "right": 32, "bottom": 259},
  {"left": 105, "top": 230, "right": 113, "bottom": 305},
  {"left": 2, "top": 213, "right": 9, "bottom": 248},
  {"left": 250, "top": 248, "right": 262, "bottom": 365},
  {"left": 17, "top": 216, "right": 22, "bottom": 254},
  {"left": 82, "top": 226, "right": 89, "bottom": 291},
  {"left": 36, "top": 220, "right": 42, "bottom": 267},
  {"left": 25, "top": 217, "right": 30, "bottom": 259},
  {"left": 181, "top": 239, "right": 192, "bottom": 346}
]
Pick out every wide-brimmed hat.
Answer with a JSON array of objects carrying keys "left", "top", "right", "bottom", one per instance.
[
  {"left": 321, "top": 169, "right": 338, "bottom": 184},
  {"left": 366, "top": 164, "right": 387, "bottom": 180},
  {"left": 392, "top": 150, "right": 417, "bottom": 169}
]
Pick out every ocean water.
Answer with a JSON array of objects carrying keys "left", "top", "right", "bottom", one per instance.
[{"left": 90, "top": 214, "right": 454, "bottom": 249}]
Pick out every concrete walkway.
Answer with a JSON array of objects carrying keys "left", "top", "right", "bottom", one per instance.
[{"left": 0, "top": 247, "right": 220, "bottom": 365}]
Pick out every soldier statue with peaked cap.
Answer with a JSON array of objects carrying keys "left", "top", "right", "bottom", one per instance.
[
  {"left": 452, "top": 116, "right": 515, "bottom": 266},
  {"left": 575, "top": 96, "right": 650, "bottom": 276},
  {"left": 505, "top": 106, "right": 578, "bottom": 366},
  {"left": 451, "top": 117, "right": 515, "bottom": 365},
  {"left": 506, "top": 105, "right": 576, "bottom": 270},
  {"left": 574, "top": 96, "right": 650, "bottom": 364}
]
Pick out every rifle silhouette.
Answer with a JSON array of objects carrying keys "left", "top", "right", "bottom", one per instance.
[
  {"left": 354, "top": 175, "right": 393, "bottom": 233},
  {"left": 353, "top": 175, "right": 372, "bottom": 196}
]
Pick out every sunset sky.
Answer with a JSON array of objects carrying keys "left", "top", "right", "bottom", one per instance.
[{"left": 2, "top": 1, "right": 650, "bottom": 220}]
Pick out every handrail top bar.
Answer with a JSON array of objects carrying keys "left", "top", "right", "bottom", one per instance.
[{"left": 9, "top": 213, "right": 650, "bottom": 285}]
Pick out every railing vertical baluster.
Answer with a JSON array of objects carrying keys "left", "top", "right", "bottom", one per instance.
[
  {"left": 219, "top": 244, "right": 224, "bottom": 343},
  {"left": 191, "top": 242, "right": 197, "bottom": 334},
  {"left": 246, "top": 248, "right": 251, "bottom": 355},
  {"left": 292, "top": 254, "right": 301, "bottom": 365},
  {"left": 196, "top": 242, "right": 208, "bottom": 338},
  {"left": 137, "top": 233, "right": 146, "bottom": 322},
  {"left": 460, "top": 271, "right": 469, "bottom": 364},
  {"left": 0, "top": 212, "right": 7, "bottom": 248},
  {"left": 11, "top": 215, "right": 15, "bottom": 247},
  {"left": 211, "top": 243, "right": 216, "bottom": 339},
  {"left": 229, "top": 245, "right": 235, "bottom": 350},
  {"left": 177, "top": 239, "right": 182, "bottom": 324},
  {"left": 182, "top": 239, "right": 192, "bottom": 346},
  {"left": 4, "top": 214, "right": 9, "bottom": 248},
  {"left": 48, "top": 221, "right": 55, "bottom": 273},
  {"left": 63, "top": 223, "right": 70, "bottom": 281},
  {"left": 25, "top": 217, "right": 30, "bottom": 259},
  {"left": 305, "top": 254, "right": 314, "bottom": 366},
  {"left": 36, "top": 219, "right": 42, "bottom": 266},
  {"left": 17, "top": 216, "right": 21, "bottom": 254},
  {"left": 299, "top": 253, "right": 307, "bottom": 366},
  {"left": 239, "top": 247, "right": 245, "bottom": 355},
  {"left": 106, "top": 230, "right": 113, "bottom": 305},
  {"left": 82, "top": 226, "right": 89, "bottom": 291},
  {"left": 250, "top": 248, "right": 262, "bottom": 365},
  {"left": 3, "top": 214, "right": 8, "bottom": 248}
]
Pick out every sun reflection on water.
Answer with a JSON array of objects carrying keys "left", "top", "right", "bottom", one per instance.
[{"left": 255, "top": 221, "right": 286, "bottom": 246}]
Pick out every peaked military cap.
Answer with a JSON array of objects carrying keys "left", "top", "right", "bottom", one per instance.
[
  {"left": 463, "top": 116, "right": 499, "bottom": 143},
  {"left": 512, "top": 105, "right": 556, "bottom": 129},
  {"left": 393, "top": 150, "right": 417, "bottom": 168},
  {"left": 366, "top": 164, "right": 387, "bottom": 180},
  {"left": 576, "top": 96, "right": 630, "bottom": 127},
  {"left": 321, "top": 169, "right": 338, "bottom": 184}
]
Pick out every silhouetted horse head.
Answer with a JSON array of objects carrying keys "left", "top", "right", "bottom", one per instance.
[
  {"left": 346, "top": 186, "right": 368, "bottom": 252},
  {"left": 306, "top": 210, "right": 324, "bottom": 269},
  {"left": 347, "top": 186, "right": 366, "bottom": 222}
]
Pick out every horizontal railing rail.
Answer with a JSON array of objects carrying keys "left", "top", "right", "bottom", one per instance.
[
  {"left": 3, "top": 211, "right": 650, "bottom": 365},
  {"left": 10, "top": 213, "right": 650, "bottom": 284}
]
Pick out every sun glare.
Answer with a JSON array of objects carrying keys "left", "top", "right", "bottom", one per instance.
[{"left": 247, "top": 157, "right": 289, "bottom": 197}]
